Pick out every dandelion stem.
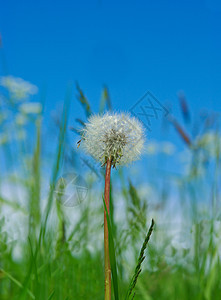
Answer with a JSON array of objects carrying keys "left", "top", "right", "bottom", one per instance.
[{"left": 104, "top": 158, "right": 112, "bottom": 300}]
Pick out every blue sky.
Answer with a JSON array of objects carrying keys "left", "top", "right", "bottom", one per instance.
[{"left": 1, "top": 0, "right": 221, "bottom": 143}]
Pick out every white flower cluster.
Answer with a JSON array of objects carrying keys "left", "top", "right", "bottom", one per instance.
[
  {"left": 0, "top": 76, "right": 38, "bottom": 100},
  {"left": 81, "top": 112, "right": 145, "bottom": 167}
]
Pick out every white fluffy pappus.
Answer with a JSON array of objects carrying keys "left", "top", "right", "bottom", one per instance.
[{"left": 81, "top": 112, "right": 145, "bottom": 167}]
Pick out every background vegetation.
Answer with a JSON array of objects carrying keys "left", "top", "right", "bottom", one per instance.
[{"left": 0, "top": 77, "right": 221, "bottom": 300}]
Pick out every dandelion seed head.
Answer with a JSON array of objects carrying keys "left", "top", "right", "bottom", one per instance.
[{"left": 81, "top": 112, "right": 145, "bottom": 166}]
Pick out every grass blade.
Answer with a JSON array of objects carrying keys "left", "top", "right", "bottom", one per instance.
[
  {"left": 0, "top": 268, "right": 35, "bottom": 299},
  {"left": 99, "top": 86, "right": 112, "bottom": 113},
  {"left": 41, "top": 86, "right": 71, "bottom": 241},
  {"left": 125, "top": 219, "right": 155, "bottom": 300},
  {"left": 47, "top": 289, "right": 55, "bottom": 300},
  {"left": 75, "top": 82, "right": 92, "bottom": 117}
]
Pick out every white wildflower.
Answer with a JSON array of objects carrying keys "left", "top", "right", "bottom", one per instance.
[
  {"left": 19, "top": 102, "right": 42, "bottom": 114},
  {"left": 81, "top": 112, "right": 145, "bottom": 167},
  {"left": 197, "top": 132, "right": 221, "bottom": 153},
  {"left": 0, "top": 111, "right": 9, "bottom": 125},
  {"left": 144, "top": 141, "right": 176, "bottom": 156},
  {"left": 161, "top": 142, "right": 176, "bottom": 155},
  {"left": 0, "top": 133, "right": 8, "bottom": 145},
  {"left": 15, "top": 114, "right": 28, "bottom": 126},
  {"left": 16, "top": 129, "right": 26, "bottom": 141},
  {"left": 0, "top": 76, "right": 38, "bottom": 100},
  {"left": 144, "top": 142, "right": 158, "bottom": 155}
]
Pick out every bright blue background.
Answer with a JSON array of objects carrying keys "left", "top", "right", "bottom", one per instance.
[{"left": 1, "top": 0, "right": 221, "bottom": 138}]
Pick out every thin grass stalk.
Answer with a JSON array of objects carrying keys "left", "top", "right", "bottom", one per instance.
[
  {"left": 125, "top": 219, "right": 155, "bottom": 300},
  {"left": 104, "top": 158, "right": 112, "bottom": 300}
]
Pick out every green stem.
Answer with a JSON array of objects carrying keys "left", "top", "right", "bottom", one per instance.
[{"left": 104, "top": 158, "right": 112, "bottom": 300}]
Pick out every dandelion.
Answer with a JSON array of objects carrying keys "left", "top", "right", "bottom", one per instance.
[
  {"left": 81, "top": 112, "right": 145, "bottom": 167},
  {"left": 79, "top": 111, "right": 145, "bottom": 300}
]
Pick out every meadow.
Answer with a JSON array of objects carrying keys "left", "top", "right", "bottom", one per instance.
[{"left": 0, "top": 77, "right": 221, "bottom": 300}]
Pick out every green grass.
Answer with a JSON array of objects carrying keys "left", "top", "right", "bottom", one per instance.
[{"left": 0, "top": 80, "right": 221, "bottom": 299}]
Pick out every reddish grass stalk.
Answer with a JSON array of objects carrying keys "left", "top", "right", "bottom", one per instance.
[
  {"left": 172, "top": 119, "right": 192, "bottom": 146},
  {"left": 104, "top": 158, "right": 112, "bottom": 300}
]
